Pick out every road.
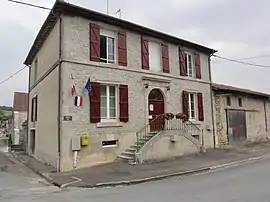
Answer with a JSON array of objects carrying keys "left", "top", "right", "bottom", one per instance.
[{"left": 1, "top": 153, "right": 270, "bottom": 201}]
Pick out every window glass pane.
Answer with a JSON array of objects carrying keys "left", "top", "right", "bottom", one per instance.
[
  {"left": 100, "top": 85, "right": 106, "bottom": 96},
  {"left": 109, "top": 108, "right": 116, "bottom": 119},
  {"left": 191, "top": 110, "right": 195, "bottom": 119},
  {"left": 100, "top": 35, "right": 107, "bottom": 61},
  {"left": 110, "top": 97, "right": 116, "bottom": 108},
  {"left": 190, "top": 101, "right": 195, "bottom": 110},
  {"left": 109, "top": 86, "right": 115, "bottom": 97},
  {"left": 101, "top": 107, "right": 107, "bottom": 118},
  {"left": 101, "top": 97, "right": 107, "bottom": 108}
]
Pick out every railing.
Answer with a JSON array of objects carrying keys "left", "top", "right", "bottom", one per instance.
[{"left": 135, "top": 113, "right": 202, "bottom": 152}]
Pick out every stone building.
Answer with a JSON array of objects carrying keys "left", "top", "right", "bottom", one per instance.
[
  {"left": 213, "top": 83, "right": 270, "bottom": 146},
  {"left": 24, "top": 1, "right": 217, "bottom": 171}
]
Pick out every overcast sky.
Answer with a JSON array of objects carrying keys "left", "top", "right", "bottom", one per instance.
[{"left": 1, "top": 0, "right": 270, "bottom": 106}]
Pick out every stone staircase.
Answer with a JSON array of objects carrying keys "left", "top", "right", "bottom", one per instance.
[
  {"left": 117, "top": 113, "right": 204, "bottom": 164},
  {"left": 117, "top": 132, "right": 158, "bottom": 163},
  {"left": 10, "top": 144, "right": 24, "bottom": 152}
]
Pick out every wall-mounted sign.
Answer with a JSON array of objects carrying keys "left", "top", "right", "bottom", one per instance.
[
  {"left": 63, "top": 116, "right": 72, "bottom": 121},
  {"left": 149, "top": 104, "right": 154, "bottom": 111}
]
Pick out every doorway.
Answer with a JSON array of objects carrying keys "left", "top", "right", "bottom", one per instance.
[
  {"left": 30, "top": 129, "right": 36, "bottom": 155},
  {"left": 148, "top": 89, "right": 165, "bottom": 131},
  {"left": 227, "top": 109, "right": 247, "bottom": 144}
]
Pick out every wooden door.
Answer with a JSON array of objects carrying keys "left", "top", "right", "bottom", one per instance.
[{"left": 148, "top": 89, "right": 165, "bottom": 131}]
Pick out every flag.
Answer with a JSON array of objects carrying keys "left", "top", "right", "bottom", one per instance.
[
  {"left": 71, "top": 84, "right": 76, "bottom": 96},
  {"left": 84, "top": 78, "right": 92, "bottom": 97},
  {"left": 74, "top": 96, "right": 83, "bottom": 106}
]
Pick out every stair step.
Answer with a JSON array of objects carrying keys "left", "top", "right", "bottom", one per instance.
[
  {"left": 126, "top": 147, "right": 136, "bottom": 152},
  {"left": 130, "top": 145, "right": 138, "bottom": 149},
  {"left": 122, "top": 151, "right": 135, "bottom": 156},
  {"left": 117, "top": 154, "right": 134, "bottom": 160}
]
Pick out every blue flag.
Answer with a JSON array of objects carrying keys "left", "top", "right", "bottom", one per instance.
[{"left": 84, "top": 78, "right": 92, "bottom": 97}]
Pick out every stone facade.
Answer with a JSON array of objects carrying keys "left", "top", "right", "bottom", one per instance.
[
  {"left": 27, "top": 11, "right": 216, "bottom": 171},
  {"left": 214, "top": 92, "right": 270, "bottom": 146}
]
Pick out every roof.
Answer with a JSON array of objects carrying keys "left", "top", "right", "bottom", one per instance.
[
  {"left": 212, "top": 83, "right": 270, "bottom": 99},
  {"left": 24, "top": 1, "right": 217, "bottom": 65},
  {"left": 13, "top": 92, "right": 28, "bottom": 112}
]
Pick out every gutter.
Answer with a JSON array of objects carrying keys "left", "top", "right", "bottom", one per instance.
[
  {"left": 26, "top": 65, "right": 31, "bottom": 153},
  {"left": 263, "top": 99, "right": 269, "bottom": 140},
  {"left": 208, "top": 53, "right": 216, "bottom": 148}
]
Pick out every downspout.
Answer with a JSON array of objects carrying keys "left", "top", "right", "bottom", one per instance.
[
  {"left": 208, "top": 53, "right": 216, "bottom": 148},
  {"left": 263, "top": 98, "right": 269, "bottom": 140},
  {"left": 26, "top": 64, "right": 31, "bottom": 153},
  {"left": 57, "top": 15, "right": 63, "bottom": 172}
]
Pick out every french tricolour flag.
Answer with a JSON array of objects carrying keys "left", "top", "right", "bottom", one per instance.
[{"left": 74, "top": 96, "right": 83, "bottom": 106}]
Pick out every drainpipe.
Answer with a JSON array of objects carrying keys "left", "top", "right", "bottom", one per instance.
[
  {"left": 26, "top": 64, "right": 31, "bottom": 154},
  {"left": 263, "top": 99, "right": 269, "bottom": 140},
  {"left": 57, "top": 15, "right": 63, "bottom": 172},
  {"left": 208, "top": 53, "right": 216, "bottom": 148}
]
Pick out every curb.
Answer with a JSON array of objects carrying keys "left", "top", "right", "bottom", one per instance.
[
  {"left": 11, "top": 151, "right": 270, "bottom": 189},
  {"left": 11, "top": 152, "right": 62, "bottom": 188}
]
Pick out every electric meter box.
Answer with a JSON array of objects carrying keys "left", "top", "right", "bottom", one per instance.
[{"left": 81, "top": 133, "right": 89, "bottom": 146}]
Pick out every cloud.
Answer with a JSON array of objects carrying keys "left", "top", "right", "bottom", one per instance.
[{"left": 1, "top": 0, "right": 270, "bottom": 106}]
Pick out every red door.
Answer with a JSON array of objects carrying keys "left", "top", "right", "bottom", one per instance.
[{"left": 148, "top": 89, "right": 165, "bottom": 131}]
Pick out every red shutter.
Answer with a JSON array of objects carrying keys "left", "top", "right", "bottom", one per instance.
[
  {"left": 182, "top": 91, "right": 189, "bottom": 117},
  {"left": 90, "top": 82, "right": 101, "bottom": 123},
  {"left": 179, "top": 48, "right": 187, "bottom": 76},
  {"left": 197, "top": 93, "right": 204, "bottom": 121},
  {"left": 118, "top": 31, "right": 127, "bottom": 66},
  {"left": 162, "top": 44, "right": 170, "bottom": 73},
  {"left": 119, "top": 85, "right": 129, "bottom": 122},
  {"left": 141, "top": 37, "right": 149, "bottom": 70},
  {"left": 89, "top": 23, "right": 100, "bottom": 62},
  {"left": 195, "top": 53, "right": 201, "bottom": 79},
  {"left": 35, "top": 96, "right": 38, "bottom": 121}
]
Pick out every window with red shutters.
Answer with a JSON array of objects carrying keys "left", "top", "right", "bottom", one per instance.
[
  {"left": 89, "top": 23, "right": 100, "bottom": 62},
  {"left": 119, "top": 85, "right": 129, "bottom": 122},
  {"left": 90, "top": 82, "right": 101, "bottom": 123},
  {"left": 179, "top": 48, "right": 187, "bottom": 76},
  {"left": 197, "top": 92, "right": 204, "bottom": 121},
  {"left": 141, "top": 37, "right": 149, "bottom": 70},
  {"left": 195, "top": 53, "right": 201, "bottom": 79},
  {"left": 118, "top": 31, "right": 127, "bottom": 66},
  {"left": 162, "top": 44, "right": 170, "bottom": 73},
  {"left": 182, "top": 91, "right": 189, "bottom": 117}
]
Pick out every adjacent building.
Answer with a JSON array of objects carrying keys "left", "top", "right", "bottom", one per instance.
[
  {"left": 213, "top": 83, "right": 270, "bottom": 145},
  {"left": 12, "top": 92, "right": 28, "bottom": 145},
  {"left": 24, "top": 1, "right": 217, "bottom": 171}
]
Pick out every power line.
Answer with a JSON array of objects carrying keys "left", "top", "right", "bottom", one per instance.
[
  {"left": 212, "top": 54, "right": 270, "bottom": 64},
  {"left": 0, "top": 66, "right": 27, "bottom": 86},
  {"left": 213, "top": 55, "right": 270, "bottom": 69},
  {"left": 7, "top": 0, "right": 51, "bottom": 10}
]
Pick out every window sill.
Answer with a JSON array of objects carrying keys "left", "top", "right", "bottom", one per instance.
[{"left": 97, "top": 122, "right": 123, "bottom": 128}]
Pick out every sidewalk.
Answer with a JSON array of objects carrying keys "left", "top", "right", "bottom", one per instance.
[{"left": 13, "top": 141, "right": 270, "bottom": 188}]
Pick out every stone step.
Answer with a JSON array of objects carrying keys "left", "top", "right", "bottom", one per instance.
[
  {"left": 126, "top": 147, "right": 137, "bottom": 152},
  {"left": 122, "top": 151, "right": 135, "bottom": 156},
  {"left": 117, "top": 154, "right": 134, "bottom": 161}
]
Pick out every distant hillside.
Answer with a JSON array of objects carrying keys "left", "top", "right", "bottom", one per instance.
[{"left": 0, "top": 106, "right": 13, "bottom": 111}]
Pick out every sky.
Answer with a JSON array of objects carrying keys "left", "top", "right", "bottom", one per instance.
[{"left": 1, "top": 0, "right": 270, "bottom": 106}]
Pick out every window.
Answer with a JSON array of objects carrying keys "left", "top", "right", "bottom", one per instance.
[
  {"left": 149, "top": 41, "right": 162, "bottom": 72},
  {"left": 186, "top": 52, "right": 194, "bottom": 77},
  {"left": 238, "top": 97, "right": 242, "bottom": 107},
  {"left": 31, "top": 96, "right": 38, "bottom": 122},
  {"left": 100, "top": 34, "right": 115, "bottom": 64},
  {"left": 227, "top": 96, "right": 231, "bottom": 106},
  {"left": 188, "top": 93, "right": 197, "bottom": 120},
  {"left": 33, "top": 58, "right": 38, "bottom": 82},
  {"left": 100, "top": 85, "right": 117, "bottom": 121}
]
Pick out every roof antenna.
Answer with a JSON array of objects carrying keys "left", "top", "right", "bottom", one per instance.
[{"left": 116, "top": 9, "right": 122, "bottom": 19}]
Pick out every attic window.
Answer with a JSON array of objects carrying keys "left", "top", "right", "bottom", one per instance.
[
  {"left": 238, "top": 97, "right": 242, "bottom": 107},
  {"left": 226, "top": 96, "right": 231, "bottom": 106}
]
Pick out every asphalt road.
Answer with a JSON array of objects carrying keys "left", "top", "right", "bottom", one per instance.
[{"left": 1, "top": 154, "right": 270, "bottom": 201}]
